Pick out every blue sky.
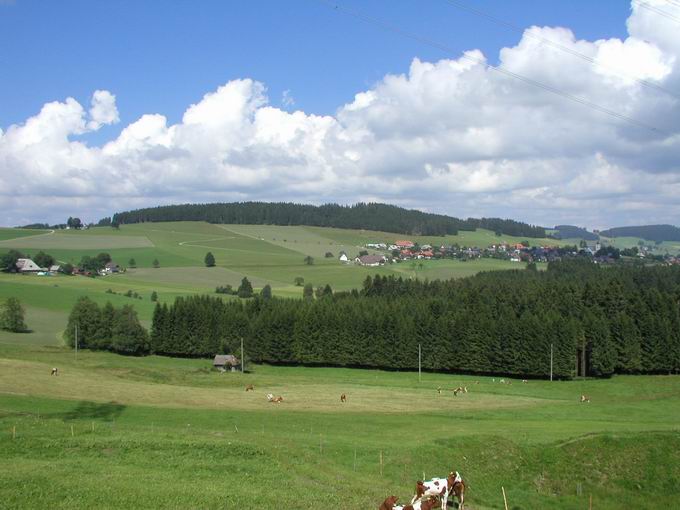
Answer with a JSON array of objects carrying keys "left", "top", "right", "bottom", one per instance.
[
  {"left": 2, "top": 0, "right": 679, "bottom": 228},
  {"left": 1, "top": 0, "right": 629, "bottom": 139}
]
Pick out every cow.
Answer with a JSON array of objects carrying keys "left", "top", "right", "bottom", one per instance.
[
  {"left": 245, "top": 384, "right": 254, "bottom": 391},
  {"left": 380, "top": 495, "right": 440, "bottom": 510},
  {"left": 580, "top": 394, "right": 591, "bottom": 403},
  {"left": 449, "top": 471, "right": 465, "bottom": 510},
  {"left": 522, "top": 379, "right": 528, "bottom": 384},
  {"left": 437, "top": 386, "right": 442, "bottom": 394},
  {"left": 412, "top": 471, "right": 461, "bottom": 510},
  {"left": 51, "top": 367, "right": 58, "bottom": 376},
  {"left": 340, "top": 393, "right": 347, "bottom": 403},
  {"left": 266, "top": 394, "right": 284, "bottom": 403},
  {"left": 453, "top": 386, "right": 467, "bottom": 396}
]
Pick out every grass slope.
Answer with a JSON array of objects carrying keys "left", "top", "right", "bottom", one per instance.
[{"left": 0, "top": 341, "right": 679, "bottom": 509}]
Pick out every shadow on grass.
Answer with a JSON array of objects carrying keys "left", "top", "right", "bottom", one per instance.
[{"left": 52, "top": 401, "right": 126, "bottom": 422}]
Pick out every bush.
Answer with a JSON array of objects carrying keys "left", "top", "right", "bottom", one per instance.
[{"left": 1, "top": 297, "right": 27, "bottom": 332}]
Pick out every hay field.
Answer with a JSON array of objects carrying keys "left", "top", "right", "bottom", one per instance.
[{"left": 1, "top": 338, "right": 679, "bottom": 509}]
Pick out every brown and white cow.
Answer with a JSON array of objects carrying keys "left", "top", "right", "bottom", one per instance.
[
  {"left": 245, "top": 384, "right": 254, "bottom": 391},
  {"left": 51, "top": 367, "right": 58, "bottom": 376},
  {"left": 340, "top": 393, "right": 347, "bottom": 403},
  {"left": 580, "top": 394, "right": 591, "bottom": 403}
]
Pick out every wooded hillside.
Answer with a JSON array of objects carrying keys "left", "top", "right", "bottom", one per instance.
[
  {"left": 104, "top": 261, "right": 680, "bottom": 378},
  {"left": 600, "top": 224, "right": 680, "bottom": 242},
  {"left": 108, "top": 202, "right": 546, "bottom": 238}
]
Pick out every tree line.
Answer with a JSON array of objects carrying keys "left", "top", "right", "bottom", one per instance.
[
  {"left": 108, "top": 202, "right": 546, "bottom": 238},
  {"left": 123, "top": 260, "right": 680, "bottom": 377}
]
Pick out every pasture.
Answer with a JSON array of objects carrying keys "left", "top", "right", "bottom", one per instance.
[{"left": 1, "top": 335, "right": 679, "bottom": 509}]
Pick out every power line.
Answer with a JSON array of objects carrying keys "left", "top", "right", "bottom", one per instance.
[
  {"left": 634, "top": 0, "right": 680, "bottom": 25},
  {"left": 442, "top": 0, "right": 680, "bottom": 101},
  {"left": 314, "top": 0, "right": 666, "bottom": 135}
]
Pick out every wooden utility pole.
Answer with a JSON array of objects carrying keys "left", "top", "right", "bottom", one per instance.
[
  {"left": 550, "top": 343, "right": 553, "bottom": 382},
  {"left": 75, "top": 324, "right": 78, "bottom": 360},
  {"left": 241, "top": 337, "right": 244, "bottom": 374},
  {"left": 582, "top": 336, "right": 586, "bottom": 380},
  {"left": 418, "top": 343, "right": 422, "bottom": 383}
]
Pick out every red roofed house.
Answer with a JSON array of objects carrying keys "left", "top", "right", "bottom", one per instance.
[{"left": 395, "top": 240, "right": 414, "bottom": 248}]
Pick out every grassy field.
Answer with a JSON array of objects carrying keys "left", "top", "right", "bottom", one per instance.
[{"left": 0, "top": 332, "right": 679, "bottom": 509}]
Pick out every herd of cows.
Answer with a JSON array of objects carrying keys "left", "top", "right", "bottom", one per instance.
[{"left": 379, "top": 471, "right": 466, "bottom": 510}]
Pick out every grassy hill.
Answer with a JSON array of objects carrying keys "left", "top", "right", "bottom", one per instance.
[
  {"left": 0, "top": 339, "right": 678, "bottom": 509},
  {"left": 2, "top": 222, "right": 680, "bottom": 508}
]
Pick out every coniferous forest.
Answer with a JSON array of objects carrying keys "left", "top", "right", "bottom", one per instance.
[
  {"left": 108, "top": 202, "right": 546, "bottom": 238},
  {"left": 62, "top": 260, "right": 680, "bottom": 379}
]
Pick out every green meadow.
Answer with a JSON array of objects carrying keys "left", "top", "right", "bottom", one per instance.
[{"left": 2, "top": 223, "right": 679, "bottom": 508}]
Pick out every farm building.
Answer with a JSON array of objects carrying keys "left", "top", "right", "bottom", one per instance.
[
  {"left": 15, "top": 258, "right": 44, "bottom": 273},
  {"left": 213, "top": 354, "right": 241, "bottom": 372},
  {"left": 355, "top": 254, "right": 386, "bottom": 266}
]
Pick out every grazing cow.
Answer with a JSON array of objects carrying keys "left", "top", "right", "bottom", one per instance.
[
  {"left": 580, "top": 394, "right": 591, "bottom": 403},
  {"left": 51, "top": 367, "right": 58, "bottom": 376},
  {"left": 453, "top": 386, "right": 467, "bottom": 396},
  {"left": 245, "top": 384, "right": 254, "bottom": 391},
  {"left": 437, "top": 386, "right": 442, "bottom": 394},
  {"left": 412, "top": 471, "right": 461, "bottom": 510},
  {"left": 269, "top": 395, "right": 283, "bottom": 403},
  {"left": 340, "top": 393, "right": 347, "bottom": 403},
  {"left": 522, "top": 379, "right": 528, "bottom": 384}
]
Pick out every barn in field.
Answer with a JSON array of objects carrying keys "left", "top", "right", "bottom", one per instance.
[{"left": 213, "top": 354, "right": 241, "bottom": 372}]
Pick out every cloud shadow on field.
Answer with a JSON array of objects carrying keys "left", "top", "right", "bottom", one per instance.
[{"left": 52, "top": 401, "right": 126, "bottom": 422}]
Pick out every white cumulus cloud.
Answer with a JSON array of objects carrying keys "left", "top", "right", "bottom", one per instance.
[{"left": 1, "top": 1, "right": 680, "bottom": 229}]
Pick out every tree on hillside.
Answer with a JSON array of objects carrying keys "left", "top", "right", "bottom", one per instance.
[
  {"left": 110, "top": 305, "right": 149, "bottom": 354},
  {"left": 152, "top": 258, "right": 160, "bottom": 269},
  {"left": 151, "top": 291, "right": 158, "bottom": 302},
  {"left": 1, "top": 297, "right": 28, "bottom": 332},
  {"left": 303, "top": 283, "right": 314, "bottom": 300},
  {"left": 204, "top": 252, "right": 216, "bottom": 267},
  {"left": 61, "top": 263, "right": 74, "bottom": 275},
  {"left": 67, "top": 217, "right": 82, "bottom": 229},
  {"left": 1, "top": 250, "right": 24, "bottom": 272},
  {"left": 237, "top": 277, "right": 254, "bottom": 298},
  {"left": 304, "top": 255, "right": 314, "bottom": 265},
  {"left": 294, "top": 276, "right": 304, "bottom": 286},
  {"left": 261, "top": 284, "right": 272, "bottom": 300},
  {"left": 324, "top": 252, "right": 334, "bottom": 258},
  {"left": 128, "top": 258, "right": 137, "bottom": 268},
  {"left": 33, "top": 251, "right": 55, "bottom": 269},
  {"left": 65, "top": 297, "right": 102, "bottom": 349}
]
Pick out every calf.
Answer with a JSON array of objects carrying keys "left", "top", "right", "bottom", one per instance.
[
  {"left": 340, "top": 393, "right": 347, "bottom": 403},
  {"left": 245, "top": 384, "right": 254, "bottom": 391},
  {"left": 380, "top": 495, "right": 439, "bottom": 510},
  {"left": 51, "top": 367, "right": 58, "bottom": 376},
  {"left": 448, "top": 471, "right": 465, "bottom": 510},
  {"left": 580, "top": 394, "right": 591, "bottom": 403}
]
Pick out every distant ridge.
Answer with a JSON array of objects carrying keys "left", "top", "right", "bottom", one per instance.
[
  {"left": 552, "top": 225, "right": 599, "bottom": 241},
  {"left": 599, "top": 224, "right": 680, "bottom": 242},
  {"left": 107, "top": 202, "right": 546, "bottom": 238}
]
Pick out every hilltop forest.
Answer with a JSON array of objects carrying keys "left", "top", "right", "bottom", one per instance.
[
  {"left": 67, "top": 260, "right": 680, "bottom": 379},
  {"left": 107, "top": 202, "right": 546, "bottom": 238}
]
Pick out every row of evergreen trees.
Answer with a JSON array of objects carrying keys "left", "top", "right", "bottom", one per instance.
[
  {"left": 141, "top": 261, "right": 680, "bottom": 377},
  {"left": 108, "top": 202, "right": 546, "bottom": 238},
  {"left": 65, "top": 298, "right": 148, "bottom": 354}
]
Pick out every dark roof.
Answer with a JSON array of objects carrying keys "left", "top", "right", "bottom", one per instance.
[
  {"left": 213, "top": 354, "right": 240, "bottom": 366},
  {"left": 357, "top": 255, "right": 385, "bottom": 265}
]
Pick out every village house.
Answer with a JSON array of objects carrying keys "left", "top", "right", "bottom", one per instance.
[
  {"left": 355, "top": 254, "right": 386, "bottom": 266},
  {"left": 338, "top": 252, "right": 349, "bottom": 263},
  {"left": 395, "top": 240, "right": 415, "bottom": 249},
  {"left": 213, "top": 354, "right": 241, "bottom": 372},
  {"left": 104, "top": 262, "right": 120, "bottom": 274}
]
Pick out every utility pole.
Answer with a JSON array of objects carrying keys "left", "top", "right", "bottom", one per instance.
[
  {"left": 241, "top": 337, "right": 244, "bottom": 374},
  {"left": 418, "top": 343, "right": 422, "bottom": 383},
  {"left": 75, "top": 324, "right": 78, "bottom": 360},
  {"left": 550, "top": 343, "right": 553, "bottom": 382}
]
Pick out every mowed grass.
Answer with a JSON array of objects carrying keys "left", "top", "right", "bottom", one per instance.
[
  {"left": 1, "top": 340, "right": 679, "bottom": 509},
  {"left": 0, "top": 228, "right": 51, "bottom": 241}
]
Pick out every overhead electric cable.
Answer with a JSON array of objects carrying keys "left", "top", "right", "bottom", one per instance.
[
  {"left": 441, "top": 0, "right": 680, "bottom": 100},
  {"left": 634, "top": 0, "right": 680, "bottom": 25},
  {"left": 315, "top": 0, "right": 666, "bottom": 135}
]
